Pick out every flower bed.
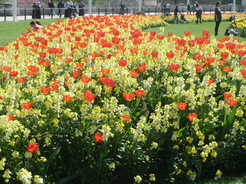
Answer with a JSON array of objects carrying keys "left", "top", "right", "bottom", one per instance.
[
  {"left": 0, "top": 14, "right": 246, "bottom": 183},
  {"left": 232, "top": 17, "right": 246, "bottom": 37}
]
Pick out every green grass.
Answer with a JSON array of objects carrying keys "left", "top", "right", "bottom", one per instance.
[
  {"left": 0, "top": 18, "right": 65, "bottom": 46},
  {"left": 144, "top": 21, "right": 246, "bottom": 42},
  {"left": 0, "top": 19, "right": 245, "bottom": 47}
]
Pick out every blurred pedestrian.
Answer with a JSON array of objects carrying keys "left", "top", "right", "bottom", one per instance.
[
  {"left": 32, "top": 2, "right": 41, "bottom": 19},
  {"left": 214, "top": 1, "right": 222, "bottom": 36},
  {"left": 58, "top": 0, "right": 65, "bottom": 18},
  {"left": 187, "top": 4, "right": 191, "bottom": 14},
  {"left": 196, "top": 8, "right": 202, "bottom": 24},
  {"left": 48, "top": 0, "right": 55, "bottom": 18},
  {"left": 78, "top": 1, "right": 85, "bottom": 16},
  {"left": 120, "top": 2, "right": 125, "bottom": 15},
  {"left": 173, "top": 6, "right": 181, "bottom": 24}
]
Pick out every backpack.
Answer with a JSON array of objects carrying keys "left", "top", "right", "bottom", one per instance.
[{"left": 224, "top": 28, "right": 230, "bottom": 36}]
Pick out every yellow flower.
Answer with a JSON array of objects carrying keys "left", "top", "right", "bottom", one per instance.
[
  {"left": 17, "top": 168, "right": 32, "bottom": 184},
  {"left": 151, "top": 142, "right": 158, "bottom": 150},
  {"left": 34, "top": 175, "right": 44, "bottom": 184},
  {"left": 12, "top": 151, "right": 19, "bottom": 158},
  {"left": 134, "top": 175, "right": 142, "bottom": 183},
  {"left": 52, "top": 118, "right": 60, "bottom": 127},
  {"left": 198, "top": 140, "right": 204, "bottom": 146},
  {"left": 145, "top": 156, "right": 150, "bottom": 161},
  {"left": 190, "top": 146, "right": 197, "bottom": 154},
  {"left": 149, "top": 174, "right": 156, "bottom": 181},
  {"left": 186, "top": 137, "right": 193, "bottom": 143},
  {"left": 214, "top": 169, "right": 223, "bottom": 180},
  {"left": 0, "top": 157, "right": 6, "bottom": 170},
  {"left": 25, "top": 152, "right": 33, "bottom": 158},
  {"left": 37, "top": 156, "right": 47, "bottom": 162},
  {"left": 187, "top": 169, "right": 197, "bottom": 181},
  {"left": 3, "top": 169, "right": 11, "bottom": 179},
  {"left": 109, "top": 163, "right": 115, "bottom": 170},
  {"left": 211, "top": 150, "right": 217, "bottom": 158},
  {"left": 235, "top": 109, "right": 244, "bottom": 117}
]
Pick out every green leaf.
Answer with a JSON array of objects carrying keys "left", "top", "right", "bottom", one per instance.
[
  {"left": 56, "top": 172, "right": 81, "bottom": 184},
  {"left": 177, "top": 127, "right": 186, "bottom": 137},
  {"left": 45, "top": 146, "right": 61, "bottom": 175}
]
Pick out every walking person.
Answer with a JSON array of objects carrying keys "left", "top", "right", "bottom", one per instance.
[
  {"left": 173, "top": 6, "right": 181, "bottom": 24},
  {"left": 48, "top": 0, "right": 55, "bottom": 18},
  {"left": 58, "top": 1, "right": 65, "bottom": 18},
  {"left": 214, "top": 1, "right": 222, "bottom": 36}
]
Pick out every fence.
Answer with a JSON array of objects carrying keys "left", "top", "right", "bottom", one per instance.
[{"left": 0, "top": 6, "right": 242, "bottom": 21}]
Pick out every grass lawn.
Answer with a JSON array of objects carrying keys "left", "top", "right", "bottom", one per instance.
[
  {"left": 1, "top": 18, "right": 246, "bottom": 47},
  {"left": 144, "top": 21, "right": 246, "bottom": 42},
  {"left": 0, "top": 18, "right": 65, "bottom": 47}
]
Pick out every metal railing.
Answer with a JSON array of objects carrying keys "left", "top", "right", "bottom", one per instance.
[{"left": 0, "top": 6, "right": 241, "bottom": 21}]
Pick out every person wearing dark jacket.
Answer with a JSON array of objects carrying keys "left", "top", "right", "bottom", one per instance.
[
  {"left": 58, "top": 1, "right": 65, "bottom": 18},
  {"left": 196, "top": 8, "right": 202, "bottom": 24},
  {"left": 32, "top": 2, "right": 41, "bottom": 19},
  {"left": 174, "top": 6, "right": 181, "bottom": 24},
  {"left": 214, "top": 1, "right": 222, "bottom": 36}
]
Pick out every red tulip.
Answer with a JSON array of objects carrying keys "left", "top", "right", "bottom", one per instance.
[
  {"left": 81, "top": 76, "right": 91, "bottom": 84},
  {"left": 94, "top": 132, "right": 103, "bottom": 143},
  {"left": 27, "top": 143, "right": 39, "bottom": 153},
  {"left": 169, "top": 64, "right": 180, "bottom": 72},
  {"left": 223, "top": 93, "right": 232, "bottom": 99},
  {"left": 21, "top": 102, "right": 33, "bottom": 110},
  {"left": 194, "top": 64, "right": 203, "bottom": 72},
  {"left": 122, "top": 93, "right": 135, "bottom": 101},
  {"left": 241, "top": 70, "right": 246, "bottom": 77},
  {"left": 7, "top": 115, "right": 14, "bottom": 121},
  {"left": 188, "top": 113, "right": 198, "bottom": 121},
  {"left": 40, "top": 87, "right": 51, "bottom": 94},
  {"left": 226, "top": 99, "right": 238, "bottom": 106},
  {"left": 130, "top": 70, "right": 140, "bottom": 77},
  {"left": 134, "top": 89, "right": 146, "bottom": 97},
  {"left": 177, "top": 102, "right": 187, "bottom": 110},
  {"left": 63, "top": 95, "right": 73, "bottom": 102},
  {"left": 118, "top": 59, "right": 127, "bottom": 67},
  {"left": 122, "top": 115, "right": 131, "bottom": 122},
  {"left": 84, "top": 90, "right": 96, "bottom": 102},
  {"left": 101, "top": 68, "right": 110, "bottom": 75}
]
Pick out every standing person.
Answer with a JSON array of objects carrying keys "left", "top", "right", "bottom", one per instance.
[
  {"left": 58, "top": 1, "right": 64, "bottom": 18},
  {"left": 187, "top": 4, "right": 191, "bottom": 14},
  {"left": 32, "top": 3, "right": 37, "bottom": 19},
  {"left": 173, "top": 6, "right": 181, "bottom": 24},
  {"left": 48, "top": 0, "right": 55, "bottom": 17},
  {"left": 166, "top": 1, "right": 170, "bottom": 15},
  {"left": 78, "top": 1, "right": 85, "bottom": 16},
  {"left": 214, "top": 1, "right": 222, "bottom": 36},
  {"left": 36, "top": 2, "right": 41, "bottom": 19},
  {"left": 65, "top": 1, "right": 72, "bottom": 17},
  {"left": 120, "top": 2, "right": 125, "bottom": 15},
  {"left": 32, "top": 3, "right": 41, "bottom": 19},
  {"left": 196, "top": 7, "right": 202, "bottom": 24}
]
